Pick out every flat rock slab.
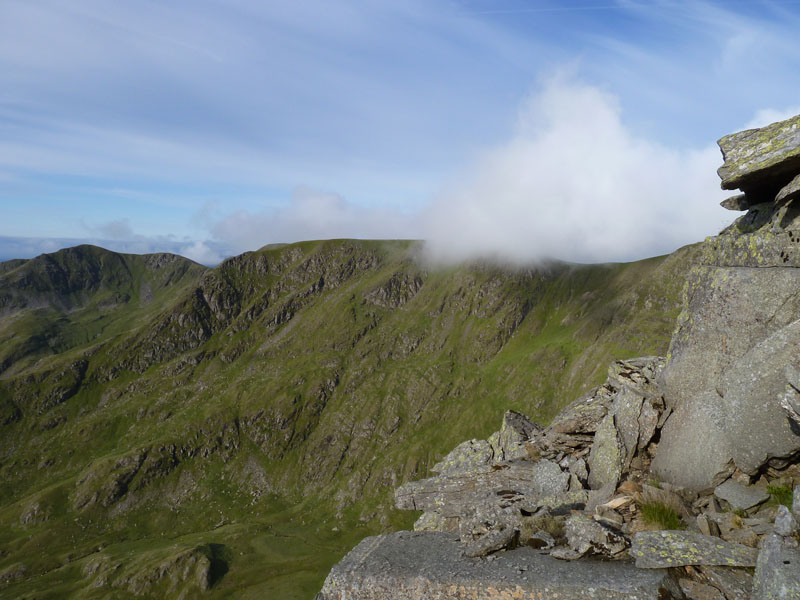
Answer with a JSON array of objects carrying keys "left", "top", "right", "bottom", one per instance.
[
  {"left": 631, "top": 531, "right": 759, "bottom": 569},
  {"left": 714, "top": 480, "right": 770, "bottom": 510},
  {"left": 318, "top": 531, "right": 683, "bottom": 600},
  {"left": 717, "top": 113, "right": 800, "bottom": 191}
]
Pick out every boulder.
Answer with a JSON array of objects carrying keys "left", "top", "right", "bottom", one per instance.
[
  {"left": 562, "top": 513, "right": 627, "bottom": 558},
  {"left": 631, "top": 531, "right": 759, "bottom": 568},
  {"left": 431, "top": 439, "right": 493, "bottom": 477},
  {"left": 531, "top": 459, "right": 570, "bottom": 497},
  {"left": 717, "top": 113, "right": 800, "bottom": 193},
  {"left": 720, "top": 193, "right": 751, "bottom": 211},
  {"left": 752, "top": 534, "right": 800, "bottom": 599},
  {"left": 697, "top": 566, "right": 753, "bottom": 600},
  {"left": 776, "top": 173, "right": 800, "bottom": 204},
  {"left": 488, "top": 410, "right": 542, "bottom": 462},
  {"left": 317, "top": 531, "right": 684, "bottom": 600}
]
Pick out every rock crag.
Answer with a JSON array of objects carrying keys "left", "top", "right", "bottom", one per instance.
[{"left": 317, "top": 115, "right": 800, "bottom": 599}]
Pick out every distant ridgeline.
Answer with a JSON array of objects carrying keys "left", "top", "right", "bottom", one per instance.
[
  {"left": 0, "top": 237, "right": 695, "bottom": 597},
  {"left": 317, "top": 115, "right": 800, "bottom": 599}
]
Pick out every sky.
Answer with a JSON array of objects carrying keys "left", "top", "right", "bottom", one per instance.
[{"left": 2, "top": 0, "right": 800, "bottom": 265}]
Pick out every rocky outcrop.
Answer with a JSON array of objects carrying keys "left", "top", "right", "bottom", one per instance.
[
  {"left": 654, "top": 112, "right": 800, "bottom": 489},
  {"left": 319, "top": 114, "right": 800, "bottom": 600}
]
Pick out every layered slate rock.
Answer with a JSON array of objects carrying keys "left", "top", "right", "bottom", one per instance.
[
  {"left": 717, "top": 113, "right": 800, "bottom": 193},
  {"left": 317, "top": 531, "right": 684, "bottom": 600}
]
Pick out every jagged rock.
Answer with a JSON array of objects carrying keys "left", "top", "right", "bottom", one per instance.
[
  {"left": 317, "top": 531, "right": 684, "bottom": 600},
  {"left": 531, "top": 459, "right": 570, "bottom": 497},
  {"left": 780, "top": 375, "right": 800, "bottom": 428},
  {"left": 714, "top": 480, "right": 770, "bottom": 511},
  {"left": 548, "top": 384, "right": 615, "bottom": 434},
  {"left": 717, "top": 113, "right": 800, "bottom": 192},
  {"left": 613, "top": 387, "right": 646, "bottom": 468},
  {"left": 774, "top": 505, "right": 798, "bottom": 537},
  {"left": 632, "top": 531, "right": 759, "bottom": 568},
  {"left": 679, "top": 579, "right": 726, "bottom": 600},
  {"left": 793, "top": 486, "right": 800, "bottom": 521},
  {"left": 521, "top": 490, "right": 589, "bottom": 514},
  {"left": 697, "top": 566, "right": 753, "bottom": 600},
  {"left": 637, "top": 398, "right": 660, "bottom": 452},
  {"left": 569, "top": 457, "right": 589, "bottom": 483},
  {"left": 696, "top": 514, "right": 720, "bottom": 537},
  {"left": 587, "top": 414, "right": 624, "bottom": 490},
  {"left": 526, "top": 529, "right": 555, "bottom": 551},
  {"left": 488, "top": 410, "right": 543, "bottom": 462},
  {"left": 394, "top": 461, "right": 535, "bottom": 514},
  {"left": 431, "top": 439, "right": 494, "bottom": 477},
  {"left": 607, "top": 357, "right": 665, "bottom": 397},
  {"left": 753, "top": 534, "right": 800, "bottom": 599},
  {"left": 459, "top": 500, "right": 521, "bottom": 557},
  {"left": 562, "top": 513, "right": 627, "bottom": 558},
  {"left": 721, "top": 193, "right": 751, "bottom": 211},
  {"left": 777, "top": 173, "right": 800, "bottom": 204}
]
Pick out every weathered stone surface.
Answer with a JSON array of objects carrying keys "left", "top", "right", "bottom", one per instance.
[
  {"left": 489, "top": 410, "right": 542, "bottom": 462},
  {"left": 432, "top": 439, "right": 494, "bottom": 477},
  {"left": 679, "top": 579, "right": 725, "bottom": 600},
  {"left": 777, "top": 173, "right": 800, "bottom": 204},
  {"left": 549, "top": 385, "right": 615, "bottom": 434},
  {"left": 563, "top": 513, "right": 627, "bottom": 558},
  {"left": 318, "top": 531, "right": 684, "bottom": 600},
  {"left": 774, "top": 505, "right": 798, "bottom": 538},
  {"left": 697, "top": 566, "right": 753, "bottom": 600},
  {"left": 637, "top": 399, "right": 660, "bottom": 451},
  {"left": 714, "top": 480, "right": 770, "bottom": 511},
  {"left": 414, "top": 510, "right": 458, "bottom": 532},
  {"left": 717, "top": 113, "right": 800, "bottom": 192},
  {"left": 753, "top": 533, "right": 800, "bottom": 599},
  {"left": 395, "top": 461, "right": 535, "bottom": 514},
  {"left": 612, "top": 387, "right": 646, "bottom": 468},
  {"left": 793, "top": 486, "right": 800, "bottom": 521},
  {"left": 721, "top": 193, "right": 751, "bottom": 211},
  {"left": 531, "top": 459, "right": 569, "bottom": 497},
  {"left": 654, "top": 261, "right": 800, "bottom": 488},
  {"left": 588, "top": 414, "right": 624, "bottom": 490},
  {"left": 607, "top": 357, "right": 665, "bottom": 397},
  {"left": 631, "top": 531, "right": 759, "bottom": 568},
  {"left": 459, "top": 501, "right": 521, "bottom": 557}
]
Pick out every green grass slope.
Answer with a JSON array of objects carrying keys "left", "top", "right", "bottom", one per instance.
[{"left": 0, "top": 239, "right": 698, "bottom": 598}]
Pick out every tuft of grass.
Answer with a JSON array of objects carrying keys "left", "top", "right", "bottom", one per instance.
[
  {"left": 639, "top": 501, "right": 685, "bottom": 530},
  {"left": 767, "top": 485, "right": 793, "bottom": 508}
]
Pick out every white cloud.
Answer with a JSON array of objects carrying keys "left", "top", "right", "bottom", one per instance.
[
  {"left": 210, "top": 186, "right": 418, "bottom": 253},
  {"left": 745, "top": 106, "right": 800, "bottom": 130},
  {"left": 180, "top": 241, "right": 223, "bottom": 266},
  {"left": 420, "top": 76, "right": 732, "bottom": 264}
]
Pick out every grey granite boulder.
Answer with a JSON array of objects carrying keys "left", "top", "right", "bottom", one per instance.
[
  {"left": 753, "top": 534, "right": 800, "bottom": 599},
  {"left": 631, "top": 531, "right": 759, "bottom": 568},
  {"left": 717, "top": 113, "right": 800, "bottom": 192},
  {"left": 318, "top": 531, "right": 684, "bottom": 600}
]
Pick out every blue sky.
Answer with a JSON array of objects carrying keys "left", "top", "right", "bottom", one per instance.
[{"left": 1, "top": 0, "right": 800, "bottom": 264}]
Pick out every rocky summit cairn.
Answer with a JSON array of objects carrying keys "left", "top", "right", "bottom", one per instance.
[{"left": 316, "top": 116, "right": 800, "bottom": 600}]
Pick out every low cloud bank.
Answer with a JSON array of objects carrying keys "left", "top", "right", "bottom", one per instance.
[{"left": 421, "top": 77, "right": 732, "bottom": 264}]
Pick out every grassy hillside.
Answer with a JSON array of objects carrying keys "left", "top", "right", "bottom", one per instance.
[{"left": 0, "top": 240, "right": 698, "bottom": 598}]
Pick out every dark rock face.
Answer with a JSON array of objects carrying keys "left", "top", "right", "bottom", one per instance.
[{"left": 317, "top": 531, "right": 683, "bottom": 600}]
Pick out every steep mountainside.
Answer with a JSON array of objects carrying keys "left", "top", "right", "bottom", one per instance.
[{"left": 0, "top": 240, "right": 698, "bottom": 598}]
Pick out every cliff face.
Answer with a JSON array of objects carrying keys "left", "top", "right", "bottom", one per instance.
[{"left": 0, "top": 239, "right": 693, "bottom": 598}]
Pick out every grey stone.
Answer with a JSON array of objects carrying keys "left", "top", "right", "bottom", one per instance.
[
  {"left": 431, "top": 439, "right": 494, "bottom": 476},
  {"left": 563, "top": 513, "right": 627, "bottom": 558},
  {"left": 679, "top": 579, "right": 726, "bottom": 600},
  {"left": 774, "top": 505, "right": 798, "bottom": 537},
  {"left": 780, "top": 382, "right": 800, "bottom": 427},
  {"left": 395, "top": 461, "right": 535, "bottom": 515},
  {"left": 587, "top": 414, "right": 624, "bottom": 490},
  {"left": 489, "top": 410, "right": 542, "bottom": 462},
  {"left": 631, "top": 531, "right": 759, "bottom": 568},
  {"left": 721, "top": 193, "right": 751, "bottom": 211},
  {"left": 776, "top": 173, "right": 800, "bottom": 203},
  {"left": 413, "top": 511, "right": 457, "bottom": 533},
  {"left": 527, "top": 529, "right": 555, "bottom": 551},
  {"left": 531, "top": 459, "right": 570, "bottom": 497},
  {"left": 612, "top": 387, "right": 645, "bottom": 468},
  {"left": 607, "top": 357, "right": 666, "bottom": 397},
  {"left": 696, "top": 514, "right": 720, "bottom": 537},
  {"left": 714, "top": 480, "right": 770, "bottom": 510},
  {"left": 458, "top": 500, "right": 521, "bottom": 558},
  {"left": 793, "top": 486, "right": 800, "bottom": 521},
  {"left": 753, "top": 533, "right": 800, "bottom": 599},
  {"left": 717, "top": 113, "right": 800, "bottom": 192},
  {"left": 548, "top": 385, "right": 615, "bottom": 434},
  {"left": 569, "top": 457, "right": 589, "bottom": 482},
  {"left": 522, "top": 490, "right": 588, "bottom": 514},
  {"left": 318, "top": 531, "right": 684, "bottom": 600},
  {"left": 637, "top": 398, "right": 660, "bottom": 451},
  {"left": 697, "top": 566, "right": 753, "bottom": 600}
]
